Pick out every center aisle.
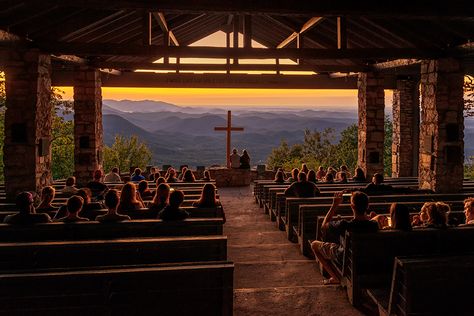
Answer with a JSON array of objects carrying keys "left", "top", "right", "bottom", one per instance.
[{"left": 220, "top": 186, "right": 363, "bottom": 316}]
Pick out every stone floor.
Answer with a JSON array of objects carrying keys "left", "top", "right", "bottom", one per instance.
[{"left": 221, "top": 186, "right": 365, "bottom": 316}]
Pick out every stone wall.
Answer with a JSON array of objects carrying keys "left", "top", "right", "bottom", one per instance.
[
  {"left": 358, "top": 72, "right": 385, "bottom": 179},
  {"left": 392, "top": 78, "right": 420, "bottom": 177},
  {"left": 209, "top": 168, "right": 251, "bottom": 187},
  {"left": 73, "top": 67, "right": 103, "bottom": 186},
  {"left": 4, "top": 49, "right": 53, "bottom": 199},
  {"left": 419, "top": 59, "right": 464, "bottom": 193}
]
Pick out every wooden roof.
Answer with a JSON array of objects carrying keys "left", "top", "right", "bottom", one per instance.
[{"left": 1, "top": 1, "right": 473, "bottom": 88}]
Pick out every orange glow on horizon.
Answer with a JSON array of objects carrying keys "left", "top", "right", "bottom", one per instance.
[{"left": 56, "top": 86, "right": 394, "bottom": 109}]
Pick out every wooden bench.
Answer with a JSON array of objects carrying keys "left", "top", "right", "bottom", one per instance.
[
  {"left": 0, "top": 261, "right": 234, "bottom": 316},
  {"left": 0, "top": 236, "right": 227, "bottom": 270},
  {"left": 0, "top": 218, "right": 224, "bottom": 242},
  {"left": 341, "top": 227, "right": 474, "bottom": 307},
  {"left": 291, "top": 193, "right": 470, "bottom": 245},
  {"left": 367, "top": 254, "right": 474, "bottom": 316}
]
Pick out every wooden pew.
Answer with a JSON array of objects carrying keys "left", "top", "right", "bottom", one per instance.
[
  {"left": 290, "top": 193, "right": 470, "bottom": 244},
  {"left": 298, "top": 200, "right": 465, "bottom": 257},
  {"left": 341, "top": 227, "right": 474, "bottom": 307},
  {"left": 0, "top": 261, "right": 234, "bottom": 316},
  {"left": 367, "top": 254, "right": 474, "bottom": 316},
  {"left": 0, "top": 218, "right": 224, "bottom": 242},
  {"left": 0, "top": 236, "right": 227, "bottom": 270}
]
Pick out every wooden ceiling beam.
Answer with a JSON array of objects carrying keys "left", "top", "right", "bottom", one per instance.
[
  {"left": 36, "top": 1, "right": 474, "bottom": 18},
  {"left": 277, "top": 17, "right": 324, "bottom": 48},
  {"left": 51, "top": 70, "right": 363, "bottom": 89},
  {"left": 26, "top": 43, "right": 446, "bottom": 60},
  {"left": 89, "top": 61, "right": 366, "bottom": 72},
  {"left": 152, "top": 12, "right": 179, "bottom": 46},
  {"left": 371, "top": 59, "right": 422, "bottom": 70}
]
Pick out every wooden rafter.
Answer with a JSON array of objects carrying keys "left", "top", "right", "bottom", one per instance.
[
  {"left": 26, "top": 43, "right": 446, "bottom": 60},
  {"left": 152, "top": 12, "right": 179, "bottom": 46},
  {"left": 372, "top": 59, "right": 422, "bottom": 70},
  {"left": 36, "top": 0, "right": 474, "bottom": 18},
  {"left": 90, "top": 61, "right": 366, "bottom": 72},
  {"left": 277, "top": 17, "right": 324, "bottom": 48}
]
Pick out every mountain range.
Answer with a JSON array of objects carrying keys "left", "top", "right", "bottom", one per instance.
[
  {"left": 95, "top": 99, "right": 474, "bottom": 168},
  {"left": 101, "top": 100, "right": 357, "bottom": 167}
]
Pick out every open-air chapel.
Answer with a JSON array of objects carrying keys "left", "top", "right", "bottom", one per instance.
[{"left": 0, "top": 1, "right": 474, "bottom": 315}]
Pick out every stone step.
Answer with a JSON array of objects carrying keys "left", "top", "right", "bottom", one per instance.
[
  {"left": 225, "top": 231, "right": 288, "bottom": 245},
  {"left": 228, "top": 243, "right": 304, "bottom": 262},
  {"left": 234, "top": 261, "right": 321, "bottom": 289},
  {"left": 234, "top": 285, "right": 363, "bottom": 316}
]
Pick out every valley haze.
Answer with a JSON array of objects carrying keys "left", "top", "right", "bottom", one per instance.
[{"left": 88, "top": 100, "right": 474, "bottom": 168}]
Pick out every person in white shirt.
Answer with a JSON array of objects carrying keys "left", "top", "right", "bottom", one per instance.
[
  {"left": 230, "top": 148, "right": 240, "bottom": 169},
  {"left": 104, "top": 167, "right": 121, "bottom": 183}
]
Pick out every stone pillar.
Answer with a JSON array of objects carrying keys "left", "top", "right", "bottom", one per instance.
[
  {"left": 4, "top": 49, "right": 53, "bottom": 199},
  {"left": 419, "top": 59, "right": 464, "bottom": 193},
  {"left": 392, "top": 77, "right": 420, "bottom": 178},
  {"left": 73, "top": 67, "right": 103, "bottom": 186},
  {"left": 358, "top": 72, "right": 385, "bottom": 179}
]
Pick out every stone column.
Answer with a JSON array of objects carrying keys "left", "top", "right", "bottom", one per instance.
[
  {"left": 392, "top": 77, "right": 420, "bottom": 178},
  {"left": 4, "top": 49, "right": 53, "bottom": 199},
  {"left": 73, "top": 67, "right": 103, "bottom": 186},
  {"left": 358, "top": 72, "right": 385, "bottom": 179},
  {"left": 419, "top": 59, "right": 464, "bottom": 193}
]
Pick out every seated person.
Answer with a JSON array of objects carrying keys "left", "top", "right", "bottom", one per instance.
[
  {"left": 413, "top": 202, "right": 449, "bottom": 229},
  {"left": 316, "top": 166, "right": 326, "bottom": 180},
  {"left": 182, "top": 169, "right": 196, "bottom": 182},
  {"left": 301, "top": 163, "right": 309, "bottom": 175},
  {"left": 104, "top": 167, "right": 122, "bottom": 183},
  {"left": 148, "top": 183, "right": 171, "bottom": 217},
  {"left": 54, "top": 188, "right": 104, "bottom": 220},
  {"left": 307, "top": 170, "right": 317, "bottom": 184},
  {"left": 178, "top": 167, "right": 188, "bottom": 181},
  {"left": 158, "top": 190, "right": 190, "bottom": 220},
  {"left": 284, "top": 172, "right": 320, "bottom": 197},
  {"left": 193, "top": 183, "right": 225, "bottom": 222},
  {"left": 230, "top": 148, "right": 240, "bottom": 169},
  {"left": 362, "top": 173, "right": 393, "bottom": 195},
  {"left": 311, "top": 191, "right": 378, "bottom": 284},
  {"left": 239, "top": 150, "right": 250, "bottom": 169},
  {"left": 352, "top": 167, "right": 366, "bottom": 182},
  {"left": 62, "top": 176, "right": 78, "bottom": 196},
  {"left": 56, "top": 196, "right": 89, "bottom": 223},
  {"left": 36, "top": 186, "right": 58, "bottom": 214},
  {"left": 86, "top": 169, "right": 108, "bottom": 201},
  {"left": 202, "top": 170, "right": 212, "bottom": 182},
  {"left": 166, "top": 168, "right": 178, "bottom": 183},
  {"left": 117, "top": 182, "right": 145, "bottom": 214},
  {"left": 137, "top": 180, "right": 153, "bottom": 198},
  {"left": 324, "top": 172, "right": 334, "bottom": 184},
  {"left": 4, "top": 192, "right": 51, "bottom": 224},
  {"left": 462, "top": 197, "right": 474, "bottom": 225},
  {"left": 337, "top": 172, "right": 348, "bottom": 184},
  {"left": 288, "top": 168, "right": 299, "bottom": 183},
  {"left": 131, "top": 168, "right": 145, "bottom": 182},
  {"left": 274, "top": 170, "right": 286, "bottom": 183},
  {"left": 327, "top": 167, "right": 337, "bottom": 178},
  {"left": 335, "top": 165, "right": 351, "bottom": 181},
  {"left": 372, "top": 203, "right": 412, "bottom": 231},
  {"left": 150, "top": 169, "right": 160, "bottom": 181},
  {"left": 156, "top": 177, "right": 167, "bottom": 185},
  {"left": 96, "top": 189, "right": 131, "bottom": 223}
]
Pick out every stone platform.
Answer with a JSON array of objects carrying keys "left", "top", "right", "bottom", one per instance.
[
  {"left": 220, "top": 186, "right": 365, "bottom": 316},
  {"left": 209, "top": 167, "right": 274, "bottom": 187}
]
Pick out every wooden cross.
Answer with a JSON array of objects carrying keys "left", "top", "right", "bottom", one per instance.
[{"left": 214, "top": 111, "right": 244, "bottom": 168}]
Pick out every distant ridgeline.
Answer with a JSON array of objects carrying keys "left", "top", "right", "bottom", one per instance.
[{"left": 100, "top": 100, "right": 359, "bottom": 167}]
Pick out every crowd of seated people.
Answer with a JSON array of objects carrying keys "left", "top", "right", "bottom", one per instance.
[{"left": 2, "top": 166, "right": 221, "bottom": 225}]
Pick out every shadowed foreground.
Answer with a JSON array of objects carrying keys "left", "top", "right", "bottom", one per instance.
[{"left": 221, "top": 186, "right": 363, "bottom": 316}]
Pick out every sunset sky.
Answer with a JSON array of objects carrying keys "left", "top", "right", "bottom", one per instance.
[{"left": 56, "top": 31, "right": 394, "bottom": 109}]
